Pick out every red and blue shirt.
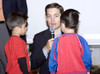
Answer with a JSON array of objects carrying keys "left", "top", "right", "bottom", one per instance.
[{"left": 49, "top": 33, "right": 91, "bottom": 74}]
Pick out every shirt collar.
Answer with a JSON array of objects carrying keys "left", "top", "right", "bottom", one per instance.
[{"left": 55, "top": 31, "right": 62, "bottom": 38}]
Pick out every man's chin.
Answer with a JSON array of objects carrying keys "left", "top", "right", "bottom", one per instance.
[{"left": 54, "top": 25, "right": 61, "bottom": 30}]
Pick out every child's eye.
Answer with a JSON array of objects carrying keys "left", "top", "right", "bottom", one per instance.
[{"left": 26, "top": 22, "right": 28, "bottom": 27}]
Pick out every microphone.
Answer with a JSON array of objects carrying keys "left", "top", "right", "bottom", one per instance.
[{"left": 50, "top": 26, "right": 55, "bottom": 38}]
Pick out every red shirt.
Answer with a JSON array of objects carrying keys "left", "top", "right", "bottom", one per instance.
[
  {"left": 56, "top": 34, "right": 87, "bottom": 74},
  {"left": 5, "top": 36, "right": 30, "bottom": 74}
]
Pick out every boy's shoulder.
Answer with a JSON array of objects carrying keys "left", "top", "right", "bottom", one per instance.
[{"left": 8, "top": 36, "right": 24, "bottom": 43}]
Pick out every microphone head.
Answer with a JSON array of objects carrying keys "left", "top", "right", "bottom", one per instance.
[
  {"left": 50, "top": 26, "right": 54, "bottom": 32},
  {"left": 50, "top": 26, "right": 55, "bottom": 38}
]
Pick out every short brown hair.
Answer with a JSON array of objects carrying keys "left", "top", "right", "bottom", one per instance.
[
  {"left": 45, "top": 3, "right": 64, "bottom": 15},
  {"left": 7, "top": 12, "right": 28, "bottom": 30}
]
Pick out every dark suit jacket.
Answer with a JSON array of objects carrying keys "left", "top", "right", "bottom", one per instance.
[
  {"left": 2, "top": 0, "right": 28, "bottom": 41},
  {"left": 3, "top": 0, "right": 28, "bottom": 21},
  {"left": 30, "top": 29, "right": 52, "bottom": 74}
]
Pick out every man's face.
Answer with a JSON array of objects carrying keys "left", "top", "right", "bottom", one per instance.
[{"left": 46, "top": 8, "right": 61, "bottom": 30}]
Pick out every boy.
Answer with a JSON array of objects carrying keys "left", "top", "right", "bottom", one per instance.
[
  {"left": 5, "top": 12, "right": 30, "bottom": 74},
  {"left": 49, "top": 9, "right": 91, "bottom": 74}
]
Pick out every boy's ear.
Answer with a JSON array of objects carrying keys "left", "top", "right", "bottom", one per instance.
[
  {"left": 14, "top": 26, "right": 20, "bottom": 32},
  {"left": 76, "top": 24, "right": 79, "bottom": 29},
  {"left": 75, "top": 24, "right": 79, "bottom": 33},
  {"left": 62, "top": 23, "right": 66, "bottom": 28}
]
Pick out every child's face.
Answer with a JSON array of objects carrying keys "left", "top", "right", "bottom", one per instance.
[{"left": 19, "top": 21, "right": 27, "bottom": 35}]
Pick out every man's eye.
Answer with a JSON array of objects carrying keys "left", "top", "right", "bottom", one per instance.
[{"left": 55, "top": 16, "right": 59, "bottom": 17}]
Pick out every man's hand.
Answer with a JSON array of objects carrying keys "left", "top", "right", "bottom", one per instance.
[{"left": 44, "top": 38, "right": 54, "bottom": 52}]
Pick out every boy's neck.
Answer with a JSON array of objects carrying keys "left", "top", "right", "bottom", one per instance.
[
  {"left": 12, "top": 34, "right": 20, "bottom": 37},
  {"left": 64, "top": 29, "right": 75, "bottom": 33},
  {"left": 12, "top": 32, "right": 20, "bottom": 37}
]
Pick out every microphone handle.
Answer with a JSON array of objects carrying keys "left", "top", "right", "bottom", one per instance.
[{"left": 51, "top": 32, "right": 55, "bottom": 38}]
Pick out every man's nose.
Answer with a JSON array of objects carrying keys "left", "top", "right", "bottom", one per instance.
[{"left": 51, "top": 17, "right": 55, "bottom": 22}]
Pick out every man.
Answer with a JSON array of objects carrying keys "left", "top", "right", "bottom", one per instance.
[
  {"left": 30, "top": 3, "right": 64, "bottom": 74},
  {"left": 0, "top": 0, "right": 27, "bottom": 73}
]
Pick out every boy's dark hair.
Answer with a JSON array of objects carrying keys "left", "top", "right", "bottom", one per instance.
[
  {"left": 7, "top": 12, "right": 28, "bottom": 30},
  {"left": 61, "top": 9, "right": 80, "bottom": 29},
  {"left": 45, "top": 3, "right": 64, "bottom": 15}
]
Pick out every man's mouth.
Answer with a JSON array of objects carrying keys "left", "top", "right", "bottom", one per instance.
[{"left": 51, "top": 23, "right": 56, "bottom": 25}]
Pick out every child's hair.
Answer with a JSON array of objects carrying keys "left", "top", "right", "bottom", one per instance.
[
  {"left": 7, "top": 12, "right": 28, "bottom": 30},
  {"left": 60, "top": 9, "right": 80, "bottom": 29}
]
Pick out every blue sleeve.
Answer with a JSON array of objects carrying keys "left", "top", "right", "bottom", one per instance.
[
  {"left": 42, "top": 47, "right": 49, "bottom": 59},
  {"left": 80, "top": 36, "right": 92, "bottom": 71},
  {"left": 49, "top": 37, "right": 59, "bottom": 72}
]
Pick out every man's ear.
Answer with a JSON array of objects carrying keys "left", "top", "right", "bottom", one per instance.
[{"left": 45, "top": 15, "right": 48, "bottom": 21}]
